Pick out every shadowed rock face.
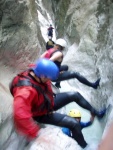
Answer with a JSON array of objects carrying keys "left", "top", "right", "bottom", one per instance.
[
  {"left": 0, "top": 0, "right": 113, "bottom": 149},
  {"left": 0, "top": 0, "right": 45, "bottom": 71}
]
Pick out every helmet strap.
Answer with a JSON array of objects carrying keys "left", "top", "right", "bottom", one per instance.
[{"left": 38, "top": 77, "right": 43, "bottom": 83}]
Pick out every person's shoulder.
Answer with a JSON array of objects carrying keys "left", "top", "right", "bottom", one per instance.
[
  {"left": 54, "top": 50, "right": 63, "bottom": 55},
  {"left": 46, "top": 80, "right": 52, "bottom": 85},
  {"left": 14, "top": 86, "right": 35, "bottom": 98},
  {"left": 51, "top": 40, "right": 55, "bottom": 44}
]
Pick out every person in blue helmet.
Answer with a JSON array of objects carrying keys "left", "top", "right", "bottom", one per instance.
[
  {"left": 10, "top": 58, "right": 106, "bottom": 149},
  {"left": 62, "top": 109, "right": 95, "bottom": 137}
]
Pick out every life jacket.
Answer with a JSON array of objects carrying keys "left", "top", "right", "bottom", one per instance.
[
  {"left": 45, "top": 48, "right": 63, "bottom": 59},
  {"left": 10, "top": 69, "right": 53, "bottom": 112},
  {"left": 44, "top": 48, "right": 54, "bottom": 58}
]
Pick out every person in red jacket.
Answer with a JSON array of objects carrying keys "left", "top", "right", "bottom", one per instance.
[{"left": 11, "top": 58, "right": 106, "bottom": 149}]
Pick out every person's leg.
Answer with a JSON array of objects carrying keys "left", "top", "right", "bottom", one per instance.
[
  {"left": 48, "top": 31, "right": 52, "bottom": 39},
  {"left": 53, "top": 92, "right": 106, "bottom": 118},
  {"left": 54, "top": 71, "right": 100, "bottom": 89},
  {"left": 60, "top": 65, "right": 68, "bottom": 72},
  {"left": 55, "top": 65, "right": 69, "bottom": 88},
  {"left": 55, "top": 82, "right": 61, "bottom": 88},
  {"left": 34, "top": 113, "right": 87, "bottom": 148}
]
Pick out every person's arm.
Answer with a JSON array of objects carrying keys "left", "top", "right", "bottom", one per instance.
[
  {"left": 13, "top": 87, "right": 40, "bottom": 139},
  {"left": 62, "top": 127, "right": 71, "bottom": 137},
  {"left": 49, "top": 51, "right": 63, "bottom": 62},
  {"left": 80, "top": 115, "right": 95, "bottom": 129},
  {"left": 80, "top": 121, "right": 92, "bottom": 129}
]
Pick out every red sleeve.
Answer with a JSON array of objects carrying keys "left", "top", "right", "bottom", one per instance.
[{"left": 13, "top": 87, "right": 40, "bottom": 139}]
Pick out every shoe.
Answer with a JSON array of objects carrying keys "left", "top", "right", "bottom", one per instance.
[
  {"left": 91, "top": 105, "right": 111, "bottom": 119},
  {"left": 55, "top": 82, "right": 61, "bottom": 88},
  {"left": 93, "top": 78, "right": 101, "bottom": 89},
  {"left": 83, "top": 145, "right": 90, "bottom": 150},
  {"left": 96, "top": 108, "right": 106, "bottom": 119}
]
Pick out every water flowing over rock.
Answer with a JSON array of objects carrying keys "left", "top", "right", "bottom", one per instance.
[{"left": 0, "top": 0, "right": 113, "bottom": 149}]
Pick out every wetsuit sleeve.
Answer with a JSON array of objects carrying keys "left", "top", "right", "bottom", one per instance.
[
  {"left": 80, "top": 121, "right": 92, "bottom": 129},
  {"left": 62, "top": 127, "right": 71, "bottom": 137},
  {"left": 13, "top": 87, "right": 40, "bottom": 139}
]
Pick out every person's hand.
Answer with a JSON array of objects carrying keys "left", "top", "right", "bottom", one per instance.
[{"left": 90, "top": 115, "right": 95, "bottom": 123}]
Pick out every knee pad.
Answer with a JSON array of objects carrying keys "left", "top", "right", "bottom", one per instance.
[{"left": 61, "top": 116, "right": 80, "bottom": 130}]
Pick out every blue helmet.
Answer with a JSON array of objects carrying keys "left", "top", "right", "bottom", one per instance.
[{"left": 33, "top": 58, "right": 59, "bottom": 80}]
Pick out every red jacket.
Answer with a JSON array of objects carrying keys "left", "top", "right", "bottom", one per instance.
[{"left": 12, "top": 70, "right": 54, "bottom": 139}]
